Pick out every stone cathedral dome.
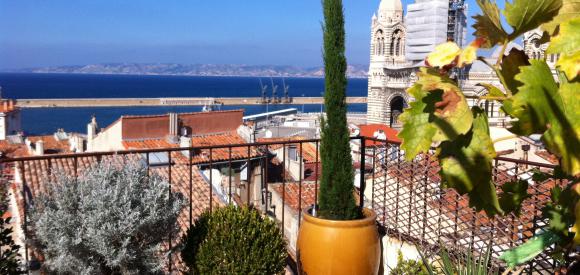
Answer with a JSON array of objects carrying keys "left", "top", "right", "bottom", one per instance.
[{"left": 379, "top": 0, "right": 403, "bottom": 13}]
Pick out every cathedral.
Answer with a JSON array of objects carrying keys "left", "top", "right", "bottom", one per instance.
[{"left": 366, "top": 0, "right": 554, "bottom": 127}]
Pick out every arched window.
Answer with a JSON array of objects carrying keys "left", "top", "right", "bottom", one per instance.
[
  {"left": 396, "top": 38, "right": 402, "bottom": 56},
  {"left": 374, "top": 30, "right": 384, "bottom": 56}
]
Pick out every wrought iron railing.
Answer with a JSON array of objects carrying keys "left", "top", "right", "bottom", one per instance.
[{"left": 0, "top": 136, "right": 567, "bottom": 274}]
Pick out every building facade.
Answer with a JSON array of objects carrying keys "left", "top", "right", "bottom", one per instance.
[
  {"left": 0, "top": 97, "right": 21, "bottom": 140},
  {"left": 367, "top": 0, "right": 553, "bottom": 127},
  {"left": 367, "top": 0, "right": 414, "bottom": 126}
]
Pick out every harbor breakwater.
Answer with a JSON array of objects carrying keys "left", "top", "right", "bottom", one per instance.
[{"left": 16, "top": 97, "right": 367, "bottom": 108}]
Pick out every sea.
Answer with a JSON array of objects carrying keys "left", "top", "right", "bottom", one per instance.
[{"left": 0, "top": 73, "right": 368, "bottom": 135}]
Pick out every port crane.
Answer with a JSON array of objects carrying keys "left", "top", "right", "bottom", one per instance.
[
  {"left": 281, "top": 78, "right": 292, "bottom": 103},
  {"left": 258, "top": 79, "right": 269, "bottom": 104},
  {"left": 270, "top": 77, "right": 279, "bottom": 104}
]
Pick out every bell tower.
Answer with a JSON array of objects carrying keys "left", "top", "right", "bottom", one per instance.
[{"left": 367, "top": 0, "right": 410, "bottom": 126}]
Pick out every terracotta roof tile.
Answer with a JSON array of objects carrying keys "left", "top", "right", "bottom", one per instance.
[
  {"left": 123, "top": 132, "right": 261, "bottom": 165},
  {"left": 358, "top": 124, "right": 400, "bottom": 145},
  {"left": 271, "top": 182, "right": 317, "bottom": 212}
]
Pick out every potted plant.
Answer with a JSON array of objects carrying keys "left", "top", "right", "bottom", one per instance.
[{"left": 296, "top": 0, "right": 380, "bottom": 274}]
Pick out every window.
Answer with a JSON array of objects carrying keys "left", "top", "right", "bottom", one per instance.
[{"left": 142, "top": 152, "right": 171, "bottom": 167}]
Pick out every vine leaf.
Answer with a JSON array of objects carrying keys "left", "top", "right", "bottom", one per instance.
[
  {"left": 457, "top": 39, "right": 481, "bottom": 67},
  {"left": 498, "top": 48, "right": 530, "bottom": 95},
  {"left": 504, "top": 60, "right": 558, "bottom": 134},
  {"left": 547, "top": 81, "right": 580, "bottom": 175},
  {"left": 416, "top": 68, "right": 473, "bottom": 142},
  {"left": 499, "top": 230, "right": 561, "bottom": 268},
  {"left": 426, "top": 42, "right": 461, "bottom": 67},
  {"left": 541, "top": 0, "right": 580, "bottom": 34},
  {"left": 499, "top": 180, "right": 530, "bottom": 215},
  {"left": 504, "top": 0, "right": 563, "bottom": 39},
  {"left": 505, "top": 60, "right": 580, "bottom": 175},
  {"left": 398, "top": 84, "right": 437, "bottom": 160},
  {"left": 556, "top": 51, "right": 580, "bottom": 80},
  {"left": 547, "top": 17, "right": 580, "bottom": 80},
  {"left": 547, "top": 17, "right": 580, "bottom": 54},
  {"left": 473, "top": 0, "right": 508, "bottom": 48},
  {"left": 437, "top": 107, "right": 500, "bottom": 215}
]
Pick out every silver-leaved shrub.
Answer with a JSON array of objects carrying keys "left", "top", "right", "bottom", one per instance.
[{"left": 30, "top": 159, "right": 185, "bottom": 274}]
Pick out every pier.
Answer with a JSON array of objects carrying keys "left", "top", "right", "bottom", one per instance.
[{"left": 15, "top": 97, "right": 367, "bottom": 108}]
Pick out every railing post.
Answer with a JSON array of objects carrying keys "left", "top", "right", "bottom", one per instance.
[
  {"left": 209, "top": 148, "right": 213, "bottom": 213},
  {"left": 189, "top": 149, "right": 193, "bottom": 228},
  {"left": 167, "top": 151, "right": 172, "bottom": 273},
  {"left": 228, "top": 147, "right": 232, "bottom": 205},
  {"left": 19, "top": 161, "right": 29, "bottom": 272},
  {"left": 359, "top": 136, "right": 366, "bottom": 211},
  {"left": 264, "top": 145, "right": 269, "bottom": 212},
  {"left": 298, "top": 142, "right": 303, "bottom": 226}
]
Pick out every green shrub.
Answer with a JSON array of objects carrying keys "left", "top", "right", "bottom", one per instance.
[
  {"left": 30, "top": 160, "right": 185, "bottom": 274},
  {"left": 181, "top": 205, "right": 287, "bottom": 274},
  {"left": 391, "top": 250, "right": 431, "bottom": 275},
  {"left": 0, "top": 197, "right": 23, "bottom": 274}
]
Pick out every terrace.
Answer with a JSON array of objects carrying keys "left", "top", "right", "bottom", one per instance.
[{"left": 0, "top": 136, "right": 565, "bottom": 274}]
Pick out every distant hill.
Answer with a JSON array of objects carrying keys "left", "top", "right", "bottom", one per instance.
[{"left": 8, "top": 63, "right": 369, "bottom": 78}]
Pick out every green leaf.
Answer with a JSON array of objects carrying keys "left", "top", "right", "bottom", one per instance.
[
  {"left": 438, "top": 107, "right": 501, "bottom": 215},
  {"left": 505, "top": 60, "right": 559, "bottom": 135},
  {"left": 398, "top": 84, "right": 438, "bottom": 160},
  {"left": 473, "top": 0, "right": 509, "bottom": 48},
  {"left": 505, "top": 60, "right": 580, "bottom": 175},
  {"left": 541, "top": 0, "right": 580, "bottom": 34},
  {"left": 547, "top": 17, "right": 580, "bottom": 54},
  {"left": 499, "top": 230, "right": 561, "bottom": 267},
  {"left": 499, "top": 180, "right": 530, "bottom": 215},
  {"left": 504, "top": 0, "right": 563, "bottom": 39},
  {"left": 498, "top": 48, "right": 530, "bottom": 96},
  {"left": 556, "top": 51, "right": 580, "bottom": 80},
  {"left": 547, "top": 17, "right": 580, "bottom": 80},
  {"left": 416, "top": 68, "right": 473, "bottom": 142},
  {"left": 544, "top": 81, "right": 580, "bottom": 175}
]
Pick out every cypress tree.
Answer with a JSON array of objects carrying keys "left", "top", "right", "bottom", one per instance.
[{"left": 318, "top": 0, "right": 360, "bottom": 220}]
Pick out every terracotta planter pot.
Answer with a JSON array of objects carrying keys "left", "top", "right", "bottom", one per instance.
[{"left": 297, "top": 207, "right": 380, "bottom": 275}]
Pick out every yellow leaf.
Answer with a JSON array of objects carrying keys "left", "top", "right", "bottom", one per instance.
[
  {"left": 426, "top": 42, "right": 461, "bottom": 67},
  {"left": 557, "top": 51, "right": 580, "bottom": 80},
  {"left": 458, "top": 40, "right": 482, "bottom": 67}
]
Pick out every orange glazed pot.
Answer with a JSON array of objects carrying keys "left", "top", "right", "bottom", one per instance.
[{"left": 297, "top": 208, "right": 380, "bottom": 275}]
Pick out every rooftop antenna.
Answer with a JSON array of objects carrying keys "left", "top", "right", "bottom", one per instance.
[
  {"left": 270, "top": 77, "right": 278, "bottom": 103},
  {"left": 259, "top": 78, "right": 268, "bottom": 103},
  {"left": 282, "top": 78, "right": 290, "bottom": 103}
]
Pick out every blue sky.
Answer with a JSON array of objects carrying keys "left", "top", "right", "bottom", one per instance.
[{"left": 0, "top": 0, "right": 488, "bottom": 70}]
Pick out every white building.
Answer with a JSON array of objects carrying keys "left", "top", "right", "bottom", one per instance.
[
  {"left": 0, "top": 94, "right": 21, "bottom": 140},
  {"left": 367, "top": 0, "right": 553, "bottom": 127}
]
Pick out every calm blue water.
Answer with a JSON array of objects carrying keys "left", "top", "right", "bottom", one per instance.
[{"left": 0, "top": 73, "right": 367, "bottom": 135}]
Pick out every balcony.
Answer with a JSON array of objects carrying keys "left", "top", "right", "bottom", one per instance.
[{"left": 0, "top": 137, "right": 564, "bottom": 274}]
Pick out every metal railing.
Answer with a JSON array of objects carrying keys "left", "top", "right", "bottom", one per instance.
[{"left": 0, "top": 136, "right": 568, "bottom": 274}]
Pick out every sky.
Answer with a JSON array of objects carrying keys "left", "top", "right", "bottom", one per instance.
[{"left": 0, "top": 0, "right": 489, "bottom": 70}]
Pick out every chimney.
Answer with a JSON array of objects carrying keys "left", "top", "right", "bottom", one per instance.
[
  {"left": 169, "top": 113, "right": 179, "bottom": 137},
  {"left": 70, "top": 135, "right": 85, "bottom": 153},
  {"left": 35, "top": 140, "right": 44, "bottom": 156}
]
